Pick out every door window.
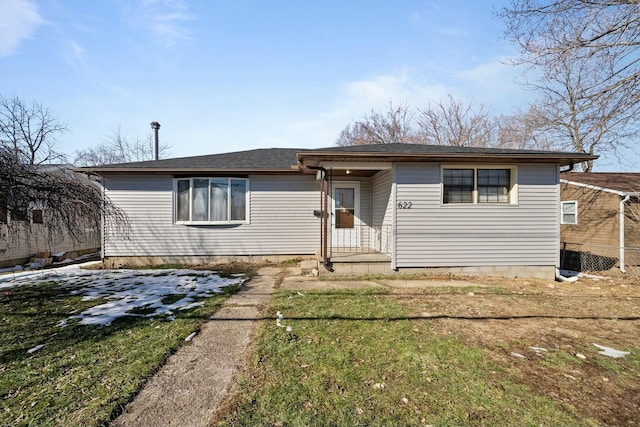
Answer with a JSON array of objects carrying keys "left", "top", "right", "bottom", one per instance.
[{"left": 335, "top": 188, "right": 355, "bottom": 229}]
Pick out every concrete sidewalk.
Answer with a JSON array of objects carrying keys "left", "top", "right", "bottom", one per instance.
[{"left": 112, "top": 266, "right": 281, "bottom": 427}]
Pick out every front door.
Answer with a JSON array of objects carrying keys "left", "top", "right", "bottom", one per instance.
[{"left": 331, "top": 182, "right": 360, "bottom": 248}]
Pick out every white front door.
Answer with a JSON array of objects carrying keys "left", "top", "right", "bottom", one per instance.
[{"left": 331, "top": 182, "right": 360, "bottom": 248}]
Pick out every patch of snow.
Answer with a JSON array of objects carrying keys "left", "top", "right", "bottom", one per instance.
[
  {"left": 575, "top": 353, "right": 587, "bottom": 360},
  {"left": 0, "top": 263, "right": 247, "bottom": 326},
  {"left": 27, "top": 344, "right": 44, "bottom": 354},
  {"left": 511, "top": 352, "right": 526, "bottom": 359},
  {"left": 593, "top": 343, "right": 630, "bottom": 358},
  {"left": 0, "top": 261, "right": 101, "bottom": 285},
  {"left": 558, "top": 269, "right": 609, "bottom": 280},
  {"left": 529, "top": 346, "right": 548, "bottom": 353}
]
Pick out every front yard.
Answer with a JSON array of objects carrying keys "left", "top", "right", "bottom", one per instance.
[
  {"left": 215, "top": 274, "right": 640, "bottom": 426},
  {"left": 0, "top": 263, "right": 248, "bottom": 427},
  {"left": 1, "top": 263, "right": 639, "bottom": 426}
]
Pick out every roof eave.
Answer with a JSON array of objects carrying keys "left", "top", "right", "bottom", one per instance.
[
  {"left": 77, "top": 167, "right": 301, "bottom": 175},
  {"left": 560, "top": 179, "right": 638, "bottom": 197},
  {"left": 297, "top": 151, "right": 597, "bottom": 166}
]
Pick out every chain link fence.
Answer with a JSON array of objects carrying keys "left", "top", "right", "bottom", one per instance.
[{"left": 560, "top": 241, "right": 640, "bottom": 276}]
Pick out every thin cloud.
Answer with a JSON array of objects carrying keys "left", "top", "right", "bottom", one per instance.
[
  {"left": 131, "top": 0, "right": 195, "bottom": 48},
  {"left": 279, "top": 71, "right": 451, "bottom": 148},
  {"left": 65, "top": 40, "right": 88, "bottom": 71},
  {"left": 0, "top": 0, "right": 44, "bottom": 57}
]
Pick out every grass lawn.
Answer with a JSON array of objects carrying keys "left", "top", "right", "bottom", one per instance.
[
  {"left": 0, "top": 267, "right": 246, "bottom": 427},
  {"left": 215, "top": 286, "right": 637, "bottom": 426}
]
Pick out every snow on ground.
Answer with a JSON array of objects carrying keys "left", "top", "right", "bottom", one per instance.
[
  {"left": 593, "top": 343, "right": 631, "bottom": 358},
  {"left": 0, "top": 263, "right": 247, "bottom": 326}
]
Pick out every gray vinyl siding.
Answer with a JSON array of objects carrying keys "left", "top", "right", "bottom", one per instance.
[
  {"left": 103, "top": 174, "right": 320, "bottom": 257},
  {"left": 0, "top": 224, "right": 99, "bottom": 266},
  {"left": 394, "top": 163, "right": 559, "bottom": 267},
  {"left": 371, "top": 170, "right": 393, "bottom": 254}
]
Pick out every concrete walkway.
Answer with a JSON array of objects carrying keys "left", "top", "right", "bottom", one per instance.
[{"left": 112, "top": 266, "right": 281, "bottom": 427}]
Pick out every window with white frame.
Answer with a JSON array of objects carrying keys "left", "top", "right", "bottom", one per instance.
[
  {"left": 561, "top": 201, "right": 577, "bottom": 224},
  {"left": 175, "top": 178, "right": 248, "bottom": 224},
  {"left": 442, "top": 167, "right": 516, "bottom": 204}
]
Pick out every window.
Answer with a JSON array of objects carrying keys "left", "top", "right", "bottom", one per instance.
[
  {"left": 32, "top": 209, "right": 44, "bottom": 224},
  {"left": 443, "top": 169, "right": 474, "bottom": 203},
  {"left": 175, "top": 178, "right": 248, "bottom": 224},
  {"left": 0, "top": 194, "right": 6, "bottom": 224},
  {"left": 561, "top": 201, "right": 577, "bottom": 224},
  {"left": 443, "top": 167, "right": 515, "bottom": 204},
  {"left": 12, "top": 206, "right": 28, "bottom": 222}
]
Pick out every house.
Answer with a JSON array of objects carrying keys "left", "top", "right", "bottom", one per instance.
[
  {"left": 560, "top": 172, "right": 640, "bottom": 273},
  {"left": 83, "top": 143, "right": 594, "bottom": 279},
  {"left": 0, "top": 165, "right": 101, "bottom": 268}
]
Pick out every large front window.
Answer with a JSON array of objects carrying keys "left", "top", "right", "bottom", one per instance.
[
  {"left": 443, "top": 167, "right": 515, "bottom": 204},
  {"left": 175, "top": 178, "right": 248, "bottom": 224}
]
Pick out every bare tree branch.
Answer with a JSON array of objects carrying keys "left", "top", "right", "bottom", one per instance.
[
  {"left": 499, "top": 0, "right": 640, "bottom": 170},
  {"left": 0, "top": 95, "right": 67, "bottom": 165},
  {"left": 0, "top": 95, "right": 129, "bottom": 245},
  {"left": 73, "top": 126, "right": 171, "bottom": 166},
  {"left": 416, "top": 94, "right": 498, "bottom": 147},
  {"left": 336, "top": 102, "right": 416, "bottom": 146}
]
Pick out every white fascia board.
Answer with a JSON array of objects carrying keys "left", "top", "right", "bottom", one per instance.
[{"left": 560, "top": 179, "right": 628, "bottom": 197}]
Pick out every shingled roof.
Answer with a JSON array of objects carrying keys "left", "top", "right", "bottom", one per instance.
[
  {"left": 309, "top": 143, "right": 569, "bottom": 155},
  {"left": 81, "top": 148, "right": 304, "bottom": 173},
  {"left": 81, "top": 143, "right": 596, "bottom": 174},
  {"left": 561, "top": 172, "right": 640, "bottom": 194}
]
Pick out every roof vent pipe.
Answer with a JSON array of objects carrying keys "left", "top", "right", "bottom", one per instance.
[{"left": 150, "top": 121, "right": 161, "bottom": 160}]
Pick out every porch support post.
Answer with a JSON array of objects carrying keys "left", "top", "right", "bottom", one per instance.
[
  {"left": 323, "top": 175, "right": 329, "bottom": 265},
  {"left": 307, "top": 165, "right": 330, "bottom": 267}
]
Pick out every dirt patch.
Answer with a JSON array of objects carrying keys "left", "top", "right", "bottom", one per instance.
[{"left": 395, "top": 274, "right": 640, "bottom": 426}]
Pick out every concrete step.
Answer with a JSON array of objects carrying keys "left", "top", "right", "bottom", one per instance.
[
  {"left": 299, "top": 259, "right": 318, "bottom": 274},
  {"left": 320, "top": 260, "right": 394, "bottom": 276}
]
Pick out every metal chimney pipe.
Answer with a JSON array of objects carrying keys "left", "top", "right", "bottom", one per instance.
[{"left": 150, "top": 121, "right": 161, "bottom": 160}]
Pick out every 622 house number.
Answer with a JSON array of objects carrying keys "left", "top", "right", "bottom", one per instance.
[{"left": 397, "top": 201, "right": 413, "bottom": 209}]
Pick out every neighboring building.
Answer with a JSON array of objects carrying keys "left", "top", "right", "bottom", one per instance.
[
  {"left": 83, "top": 144, "right": 594, "bottom": 279},
  {"left": 0, "top": 166, "right": 101, "bottom": 268},
  {"left": 560, "top": 172, "right": 640, "bottom": 273}
]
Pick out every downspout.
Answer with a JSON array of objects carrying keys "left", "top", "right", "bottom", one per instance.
[
  {"left": 556, "top": 162, "right": 578, "bottom": 282},
  {"left": 620, "top": 194, "right": 630, "bottom": 273},
  {"left": 560, "top": 163, "right": 574, "bottom": 173},
  {"left": 307, "top": 165, "right": 329, "bottom": 268}
]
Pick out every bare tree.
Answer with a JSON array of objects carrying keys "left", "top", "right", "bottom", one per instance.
[
  {"left": 0, "top": 95, "right": 67, "bottom": 165},
  {"left": 336, "top": 103, "right": 416, "bottom": 146},
  {"left": 73, "top": 126, "right": 171, "bottom": 166},
  {"left": 0, "top": 96, "right": 128, "bottom": 243},
  {"left": 416, "top": 94, "right": 498, "bottom": 147},
  {"left": 337, "top": 95, "right": 523, "bottom": 149},
  {"left": 499, "top": 0, "right": 640, "bottom": 170},
  {"left": 497, "top": 106, "right": 556, "bottom": 151}
]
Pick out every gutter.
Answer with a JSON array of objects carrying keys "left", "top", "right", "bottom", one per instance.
[{"left": 298, "top": 151, "right": 597, "bottom": 166}]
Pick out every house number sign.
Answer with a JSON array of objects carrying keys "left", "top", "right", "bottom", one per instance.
[{"left": 397, "top": 201, "right": 413, "bottom": 209}]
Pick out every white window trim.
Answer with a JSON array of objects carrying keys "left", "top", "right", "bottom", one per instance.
[
  {"left": 561, "top": 200, "right": 578, "bottom": 225},
  {"left": 174, "top": 177, "right": 250, "bottom": 225},
  {"left": 441, "top": 165, "right": 518, "bottom": 205}
]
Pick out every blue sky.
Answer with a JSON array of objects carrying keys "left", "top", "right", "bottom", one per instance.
[{"left": 0, "top": 0, "right": 635, "bottom": 170}]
